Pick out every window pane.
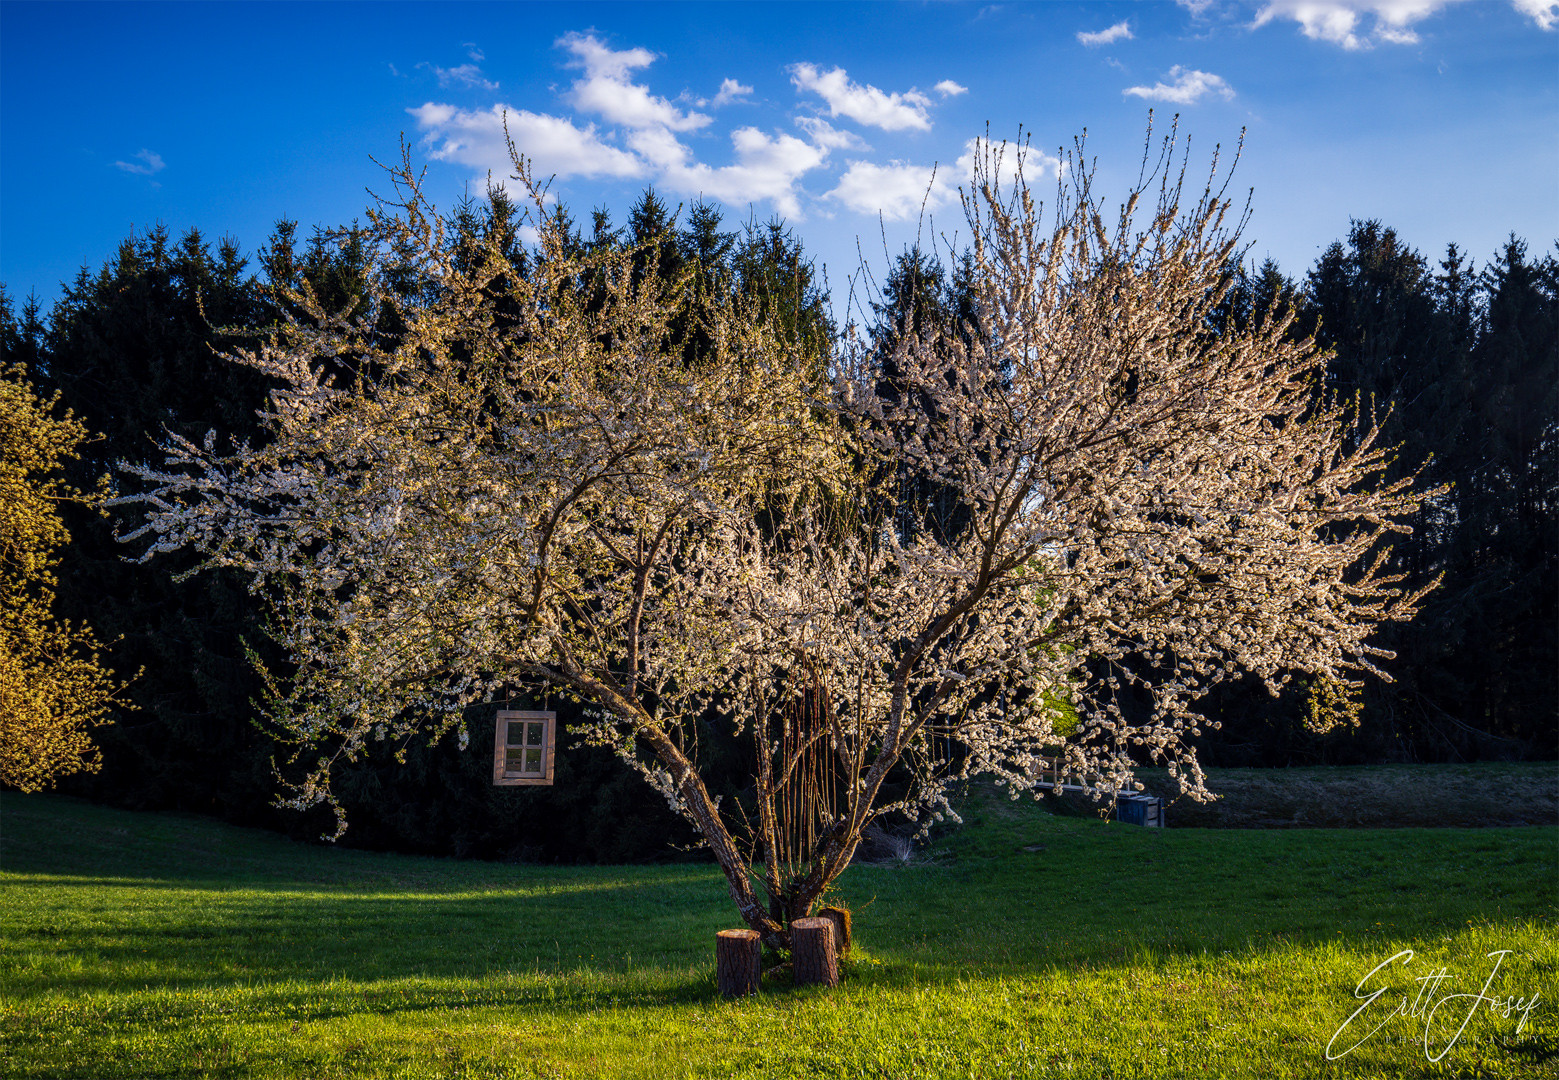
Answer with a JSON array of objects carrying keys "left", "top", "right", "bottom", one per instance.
[
  {"left": 524, "top": 748, "right": 543, "bottom": 773},
  {"left": 505, "top": 748, "right": 526, "bottom": 771},
  {"left": 506, "top": 722, "right": 525, "bottom": 746},
  {"left": 526, "top": 722, "right": 544, "bottom": 746}
]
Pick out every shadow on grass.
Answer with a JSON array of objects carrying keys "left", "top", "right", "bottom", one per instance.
[
  {"left": 5, "top": 791, "right": 1556, "bottom": 1007},
  {"left": 2, "top": 795, "right": 725, "bottom": 891},
  {"left": 8, "top": 859, "right": 1554, "bottom": 995}
]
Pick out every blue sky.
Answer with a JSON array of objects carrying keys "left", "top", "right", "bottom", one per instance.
[{"left": 2, "top": 0, "right": 1555, "bottom": 319}]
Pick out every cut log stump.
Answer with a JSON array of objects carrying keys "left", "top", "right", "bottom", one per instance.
[
  {"left": 791, "top": 916, "right": 839, "bottom": 988},
  {"left": 715, "top": 929, "right": 762, "bottom": 997},
  {"left": 817, "top": 905, "right": 851, "bottom": 959}
]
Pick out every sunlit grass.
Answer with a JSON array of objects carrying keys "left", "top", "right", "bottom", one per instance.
[{"left": 2, "top": 786, "right": 1555, "bottom": 1078}]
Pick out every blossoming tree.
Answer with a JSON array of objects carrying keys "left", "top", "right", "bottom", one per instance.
[{"left": 121, "top": 129, "right": 1428, "bottom": 950}]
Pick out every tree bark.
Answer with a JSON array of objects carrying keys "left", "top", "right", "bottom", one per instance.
[
  {"left": 636, "top": 720, "right": 786, "bottom": 948},
  {"left": 817, "top": 906, "right": 851, "bottom": 959},
  {"left": 791, "top": 916, "right": 839, "bottom": 988},
  {"left": 715, "top": 929, "right": 762, "bottom": 997}
]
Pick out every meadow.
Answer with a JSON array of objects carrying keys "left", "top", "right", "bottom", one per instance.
[{"left": 2, "top": 766, "right": 1555, "bottom": 1079}]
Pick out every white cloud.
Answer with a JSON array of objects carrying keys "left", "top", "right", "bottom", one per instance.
[
  {"left": 1078, "top": 21, "right": 1134, "bottom": 46},
  {"left": 1123, "top": 66, "right": 1235, "bottom": 104},
  {"left": 412, "top": 104, "right": 833, "bottom": 220},
  {"left": 827, "top": 138, "right": 1062, "bottom": 221},
  {"left": 1513, "top": 0, "right": 1558, "bottom": 30},
  {"left": 558, "top": 32, "right": 710, "bottom": 131},
  {"left": 623, "top": 126, "right": 685, "bottom": 170},
  {"left": 954, "top": 137, "right": 1062, "bottom": 193},
  {"left": 639, "top": 126, "right": 831, "bottom": 218},
  {"left": 1251, "top": 1, "right": 1479, "bottom": 50},
  {"left": 1375, "top": 25, "right": 1421, "bottom": 43},
  {"left": 408, "top": 102, "right": 646, "bottom": 181},
  {"left": 426, "top": 63, "right": 499, "bottom": 91},
  {"left": 412, "top": 36, "right": 1072, "bottom": 225},
  {"left": 113, "top": 149, "right": 165, "bottom": 176},
  {"left": 795, "top": 116, "right": 869, "bottom": 151},
  {"left": 827, "top": 161, "right": 949, "bottom": 220},
  {"left": 789, "top": 63, "right": 934, "bottom": 131},
  {"left": 711, "top": 78, "right": 753, "bottom": 108},
  {"left": 464, "top": 44, "right": 485, "bottom": 63},
  {"left": 1176, "top": 0, "right": 1216, "bottom": 14},
  {"left": 547, "top": 34, "right": 820, "bottom": 213}
]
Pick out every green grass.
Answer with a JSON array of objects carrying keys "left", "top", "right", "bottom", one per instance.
[{"left": 2, "top": 785, "right": 1556, "bottom": 1079}]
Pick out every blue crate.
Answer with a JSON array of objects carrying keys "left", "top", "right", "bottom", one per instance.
[{"left": 1115, "top": 793, "right": 1165, "bottom": 827}]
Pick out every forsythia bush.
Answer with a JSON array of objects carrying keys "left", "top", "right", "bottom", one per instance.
[{"left": 0, "top": 364, "right": 120, "bottom": 791}]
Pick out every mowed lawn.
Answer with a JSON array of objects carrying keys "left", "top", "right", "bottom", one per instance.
[{"left": 2, "top": 774, "right": 1555, "bottom": 1079}]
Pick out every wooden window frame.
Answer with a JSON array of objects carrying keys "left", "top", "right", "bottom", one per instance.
[{"left": 493, "top": 710, "right": 556, "bottom": 786}]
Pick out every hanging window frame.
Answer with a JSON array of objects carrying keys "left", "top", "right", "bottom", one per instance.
[{"left": 492, "top": 710, "right": 556, "bottom": 786}]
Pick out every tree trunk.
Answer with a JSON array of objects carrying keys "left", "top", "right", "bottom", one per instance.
[
  {"left": 715, "top": 929, "right": 762, "bottom": 997},
  {"left": 791, "top": 916, "right": 839, "bottom": 987},
  {"left": 817, "top": 905, "right": 851, "bottom": 959},
  {"left": 632, "top": 716, "right": 787, "bottom": 949}
]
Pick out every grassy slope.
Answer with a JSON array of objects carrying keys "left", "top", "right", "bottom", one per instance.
[{"left": 2, "top": 777, "right": 1556, "bottom": 1079}]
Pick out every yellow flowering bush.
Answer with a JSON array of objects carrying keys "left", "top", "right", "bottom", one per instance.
[{"left": 0, "top": 364, "right": 122, "bottom": 791}]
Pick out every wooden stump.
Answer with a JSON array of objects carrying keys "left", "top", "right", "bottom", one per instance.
[
  {"left": 791, "top": 916, "right": 839, "bottom": 988},
  {"left": 817, "top": 906, "right": 852, "bottom": 959},
  {"left": 715, "top": 929, "right": 762, "bottom": 997}
]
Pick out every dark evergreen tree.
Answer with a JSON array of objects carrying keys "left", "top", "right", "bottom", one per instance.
[
  {"left": 672, "top": 200, "right": 738, "bottom": 365},
  {"left": 1301, "top": 224, "right": 1448, "bottom": 749},
  {"left": 865, "top": 247, "right": 982, "bottom": 545},
  {"left": 1211, "top": 257, "right": 1299, "bottom": 338},
  {"left": 731, "top": 216, "right": 832, "bottom": 377},
  {"left": 679, "top": 201, "right": 737, "bottom": 287},
  {"left": 1195, "top": 225, "right": 1556, "bottom": 765},
  {"left": 627, "top": 186, "right": 683, "bottom": 291},
  {"left": 21, "top": 227, "right": 280, "bottom": 817},
  {"left": 1447, "top": 238, "right": 1558, "bottom": 749},
  {"left": 0, "top": 289, "right": 48, "bottom": 374}
]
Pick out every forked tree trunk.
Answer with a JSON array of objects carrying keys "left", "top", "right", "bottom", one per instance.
[
  {"left": 715, "top": 929, "right": 762, "bottom": 997},
  {"left": 597, "top": 670, "right": 907, "bottom": 956},
  {"left": 791, "top": 916, "right": 839, "bottom": 987}
]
